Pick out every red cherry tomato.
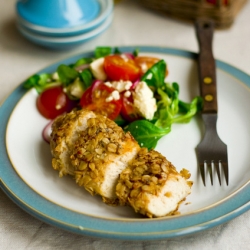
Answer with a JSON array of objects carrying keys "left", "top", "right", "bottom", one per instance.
[
  {"left": 120, "top": 93, "right": 141, "bottom": 122},
  {"left": 103, "top": 55, "right": 141, "bottom": 82},
  {"left": 79, "top": 84, "right": 93, "bottom": 107},
  {"left": 37, "top": 86, "right": 76, "bottom": 119},
  {"left": 80, "top": 80, "right": 106, "bottom": 107},
  {"left": 80, "top": 81, "right": 122, "bottom": 120},
  {"left": 134, "top": 56, "right": 168, "bottom": 76}
]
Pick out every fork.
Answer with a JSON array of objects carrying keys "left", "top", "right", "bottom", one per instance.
[{"left": 195, "top": 19, "right": 229, "bottom": 186}]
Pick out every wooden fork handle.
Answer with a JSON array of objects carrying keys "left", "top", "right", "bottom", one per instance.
[{"left": 195, "top": 19, "right": 218, "bottom": 114}]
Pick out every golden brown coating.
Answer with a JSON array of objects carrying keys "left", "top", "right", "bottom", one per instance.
[
  {"left": 50, "top": 108, "right": 140, "bottom": 205},
  {"left": 50, "top": 109, "right": 96, "bottom": 177},
  {"left": 116, "top": 148, "right": 192, "bottom": 217},
  {"left": 70, "top": 114, "right": 140, "bottom": 205}
]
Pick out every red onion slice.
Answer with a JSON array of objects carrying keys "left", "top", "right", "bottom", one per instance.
[
  {"left": 42, "top": 120, "right": 54, "bottom": 143},
  {"left": 123, "top": 53, "right": 135, "bottom": 60},
  {"left": 74, "top": 64, "right": 90, "bottom": 72},
  {"left": 131, "top": 79, "right": 140, "bottom": 90}
]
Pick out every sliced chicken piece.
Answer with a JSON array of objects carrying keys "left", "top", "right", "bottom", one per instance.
[
  {"left": 50, "top": 109, "right": 96, "bottom": 177},
  {"left": 67, "top": 112, "right": 140, "bottom": 205},
  {"left": 116, "top": 148, "right": 192, "bottom": 217}
]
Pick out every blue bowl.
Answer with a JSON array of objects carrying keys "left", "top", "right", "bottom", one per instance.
[
  {"left": 16, "top": 0, "right": 113, "bottom": 37},
  {"left": 17, "top": 14, "right": 113, "bottom": 49},
  {"left": 16, "top": 0, "right": 100, "bottom": 28}
]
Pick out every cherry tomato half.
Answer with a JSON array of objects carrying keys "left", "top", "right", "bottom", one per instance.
[
  {"left": 134, "top": 56, "right": 168, "bottom": 76},
  {"left": 120, "top": 93, "right": 142, "bottom": 122},
  {"left": 103, "top": 55, "right": 141, "bottom": 82},
  {"left": 37, "top": 86, "right": 76, "bottom": 119},
  {"left": 80, "top": 81, "right": 122, "bottom": 120}
]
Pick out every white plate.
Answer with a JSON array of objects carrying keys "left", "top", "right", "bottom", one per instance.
[{"left": 1, "top": 46, "right": 250, "bottom": 240}]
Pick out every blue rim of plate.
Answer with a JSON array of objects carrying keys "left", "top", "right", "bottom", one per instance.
[{"left": 0, "top": 46, "right": 250, "bottom": 240}]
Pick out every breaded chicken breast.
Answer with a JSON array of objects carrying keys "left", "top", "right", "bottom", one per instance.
[
  {"left": 50, "top": 109, "right": 192, "bottom": 216},
  {"left": 50, "top": 109, "right": 96, "bottom": 177},
  {"left": 50, "top": 109, "right": 140, "bottom": 205},
  {"left": 116, "top": 148, "right": 192, "bottom": 217}
]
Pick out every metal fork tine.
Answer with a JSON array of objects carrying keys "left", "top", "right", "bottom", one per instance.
[
  {"left": 207, "top": 162, "right": 213, "bottom": 185},
  {"left": 214, "top": 162, "right": 222, "bottom": 185},
  {"left": 222, "top": 162, "right": 229, "bottom": 185},
  {"left": 200, "top": 163, "right": 206, "bottom": 186}
]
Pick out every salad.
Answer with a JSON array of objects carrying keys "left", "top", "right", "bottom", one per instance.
[{"left": 23, "top": 47, "right": 202, "bottom": 149}]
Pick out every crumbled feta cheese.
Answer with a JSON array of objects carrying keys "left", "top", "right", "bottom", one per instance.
[
  {"left": 104, "top": 81, "right": 112, "bottom": 88},
  {"left": 105, "top": 95, "right": 114, "bottom": 102},
  {"left": 90, "top": 57, "right": 107, "bottom": 81},
  {"left": 109, "top": 80, "right": 132, "bottom": 92},
  {"left": 133, "top": 81, "right": 157, "bottom": 120},
  {"left": 103, "top": 80, "right": 133, "bottom": 93},
  {"left": 105, "top": 96, "right": 113, "bottom": 102},
  {"left": 124, "top": 90, "right": 131, "bottom": 97},
  {"left": 124, "top": 81, "right": 132, "bottom": 90},
  {"left": 112, "top": 90, "right": 120, "bottom": 100},
  {"left": 105, "top": 90, "right": 120, "bottom": 102}
]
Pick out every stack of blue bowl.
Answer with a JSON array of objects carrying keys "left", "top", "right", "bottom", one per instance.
[{"left": 16, "top": 0, "right": 113, "bottom": 49}]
